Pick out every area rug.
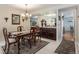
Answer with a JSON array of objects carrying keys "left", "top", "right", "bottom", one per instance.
[
  {"left": 55, "top": 39, "right": 75, "bottom": 54},
  {"left": 3, "top": 40, "right": 49, "bottom": 54}
]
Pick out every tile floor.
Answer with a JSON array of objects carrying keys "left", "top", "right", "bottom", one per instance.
[
  {"left": 0, "top": 38, "right": 59, "bottom": 54},
  {"left": 36, "top": 38, "right": 58, "bottom": 54}
]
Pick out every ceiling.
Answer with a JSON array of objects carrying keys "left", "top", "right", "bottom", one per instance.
[
  {"left": 10, "top": 4, "right": 59, "bottom": 11},
  {"left": 10, "top": 4, "right": 77, "bottom": 15}
]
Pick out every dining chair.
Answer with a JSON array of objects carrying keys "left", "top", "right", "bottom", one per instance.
[
  {"left": 30, "top": 28, "right": 37, "bottom": 45},
  {"left": 35, "top": 27, "right": 41, "bottom": 42},
  {"left": 31, "top": 26, "right": 41, "bottom": 42},
  {"left": 23, "top": 29, "right": 37, "bottom": 48},
  {"left": 3, "top": 28, "right": 18, "bottom": 54},
  {"left": 17, "top": 26, "right": 25, "bottom": 45},
  {"left": 17, "top": 26, "right": 24, "bottom": 32},
  {"left": 23, "top": 33, "right": 33, "bottom": 48}
]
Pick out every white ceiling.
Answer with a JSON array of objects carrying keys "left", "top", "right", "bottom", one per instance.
[
  {"left": 10, "top": 4, "right": 77, "bottom": 15},
  {"left": 10, "top": 4, "right": 76, "bottom": 11},
  {"left": 10, "top": 4, "right": 40, "bottom": 11}
]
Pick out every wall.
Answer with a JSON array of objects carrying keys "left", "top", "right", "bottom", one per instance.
[
  {"left": 30, "top": 4, "right": 76, "bottom": 15},
  {"left": 75, "top": 6, "right": 79, "bottom": 53},
  {"left": 76, "top": 6, "right": 79, "bottom": 43},
  {"left": 0, "top": 4, "right": 30, "bottom": 41}
]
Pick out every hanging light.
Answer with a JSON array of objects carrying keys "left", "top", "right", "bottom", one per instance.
[
  {"left": 25, "top": 13, "right": 29, "bottom": 16},
  {"left": 29, "top": 14, "right": 32, "bottom": 16},
  {"left": 25, "top": 11, "right": 32, "bottom": 17},
  {"left": 21, "top": 4, "right": 32, "bottom": 22},
  {"left": 25, "top": 4, "right": 32, "bottom": 17},
  {"left": 21, "top": 14, "right": 25, "bottom": 17}
]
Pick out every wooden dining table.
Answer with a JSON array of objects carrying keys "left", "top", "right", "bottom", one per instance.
[{"left": 9, "top": 31, "right": 35, "bottom": 54}]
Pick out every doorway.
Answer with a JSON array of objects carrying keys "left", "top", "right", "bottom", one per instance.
[
  {"left": 58, "top": 7, "right": 76, "bottom": 42},
  {"left": 56, "top": 7, "right": 76, "bottom": 54},
  {"left": 62, "top": 10, "right": 75, "bottom": 41}
]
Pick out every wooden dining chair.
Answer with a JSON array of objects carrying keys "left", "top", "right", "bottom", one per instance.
[
  {"left": 23, "top": 30, "right": 37, "bottom": 48},
  {"left": 17, "top": 26, "right": 24, "bottom": 32},
  {"left": 30, "top": 28, "right": 37, "bottom": 45},
  {"left": 35, "top": 27, "right": 41, "bottom": 42},
  {"left": 3, "top": 28, "right": 18, "bottom": 54},
  {"left": 23, "top": 33, "right": 33, "bottom": 48},
  {"left": 31, "top": 26, "right": 41, "bottom": 42},
  {"left": 17, "top": 26, "right": 25, "bottom": 45}
]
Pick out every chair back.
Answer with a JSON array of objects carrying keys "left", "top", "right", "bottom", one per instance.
[
  {"left": 30, "top": 28, "right": 36, "bottom": 39},
  {"left": 30, "top": 27, "right": 36, "bottom": 33},
  {"left": 3, "top": 28, "right": 9, "bottom": 43},
  {"left": 36, "top": 26, "right": 40, "bottom": 32},
  {"left": 17, "top": 26, "right": 24, "bottom": 32}
]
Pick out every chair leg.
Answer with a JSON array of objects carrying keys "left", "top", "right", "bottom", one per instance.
[
  {"left": 28, "top": 40, "right": 32, "bottom": 49},
  {"left": 4, "top": 44, "right": 7, "bottom": 52},
  {"left": 38, "top": 36, "right": 41, "bottom": 42},
  {"left": 17, "top": 39, "right": 20, "bottom": 54},
  {"left": 21, "top": 39, "right": 25, "bottom": 45},
  {"left": 34, "top": 38, "right": 36, "bottom": 46},
  {"left": 39, "top": 37, "right": 41, "bottom": 42},
  {"left": 6, "top": 44, "right": 10, "bottom": 54}
]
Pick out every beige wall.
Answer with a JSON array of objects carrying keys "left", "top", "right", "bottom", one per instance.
[
  {"left": 0, "top": 5, "right": 30, "bottom": 41},
  {"left": 77, "top": 6, "right": 79, "bottom": 43}
]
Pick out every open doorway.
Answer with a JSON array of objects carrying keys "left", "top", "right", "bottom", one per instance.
[
  {"left": 63, "top": 9, "right": 75, "bottom": 41},
  {"left": 55, "top": 7, "right": 76, "bottom": 54}
]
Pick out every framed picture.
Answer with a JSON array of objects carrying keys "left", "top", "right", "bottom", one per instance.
[{"left": 12, "top": 14, "right": 20, "bottom": 25}]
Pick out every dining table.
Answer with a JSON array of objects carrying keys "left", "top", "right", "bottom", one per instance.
[{"left": 9, "top": 30, "right": 35, "bottom": 54}]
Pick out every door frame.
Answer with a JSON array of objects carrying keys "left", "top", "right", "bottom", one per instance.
[{"left": 57, "top": 6, "right": 77, "bottom": 53}]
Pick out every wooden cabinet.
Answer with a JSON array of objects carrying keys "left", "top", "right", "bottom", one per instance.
[
  {"left": 31, "top": 27, "right": 56, "bottom": 40},
  {"left": 40, "top": 28, "right": 56, "bottom": 40}
]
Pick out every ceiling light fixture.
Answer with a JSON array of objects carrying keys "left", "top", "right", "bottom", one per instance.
[
  {"left": 21, "top": 4, "right": 32, "bottom": 22},
  {"left": 25, "top": 4, "right": 32, "bottom": 17}
]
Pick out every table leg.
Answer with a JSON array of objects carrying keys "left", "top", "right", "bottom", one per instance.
[
  {"left": 17, "top": 38, "right": 20, "bottom": 54},
  {"left": 34, "top": 36, "right": 36, "bottom": 46}
]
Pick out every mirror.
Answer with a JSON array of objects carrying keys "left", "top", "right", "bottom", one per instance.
[
  {"left": 41, "top": 13, "right": 57, "bottom": 28},
  {"left": 30, "top": 16, "right": 38, "bottom": 27}
]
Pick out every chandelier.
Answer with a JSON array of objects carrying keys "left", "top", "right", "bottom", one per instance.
[
  {"left": 21, "top": 4, "right": 32, "bottom": 22},
  {"left": 25, "top": 4, "right": 32, "bottom": 17}
]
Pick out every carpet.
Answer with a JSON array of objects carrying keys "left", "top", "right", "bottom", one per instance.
[
  {"left": 3, "top": 40, "right": 49, "bottom": 54},
  {"left": 55, "top": 39, "right": 75, "bottom": 54}
]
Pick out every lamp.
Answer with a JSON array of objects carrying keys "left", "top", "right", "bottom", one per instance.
[
  {"left": 21, "top": 4, "right": 32, "bottom": 22},
  {"left": 25, "top": 4, "right": 32, "bottom": 17},
  {"left": 4, "top": 17, "right": 8, "bottom": 22}
]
